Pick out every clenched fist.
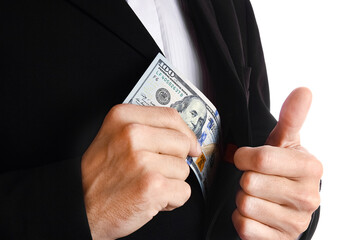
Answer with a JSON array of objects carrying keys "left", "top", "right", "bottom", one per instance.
[{"left": 81, "top": 104, "right": 201, "bottom": 239}]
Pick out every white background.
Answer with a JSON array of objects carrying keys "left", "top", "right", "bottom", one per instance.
[{"left": 251, "top": 0, "right": 360, "bottom": 239}]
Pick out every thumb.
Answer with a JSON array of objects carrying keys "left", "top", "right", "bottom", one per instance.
[{"left": 266, "top": 87, "right": 312, "bottom": 148}]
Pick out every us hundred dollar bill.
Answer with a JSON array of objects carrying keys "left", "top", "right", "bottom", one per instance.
[{"left": 124, "top": 53, "right": 220, "bottom": 197}]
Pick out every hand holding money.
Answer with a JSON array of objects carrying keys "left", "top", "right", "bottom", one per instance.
[
  {"left": 81, "top": 104, "right": 201, "bottom": 239},
  {"left": 124, "top": 54, "right": 221, "bottom": 196}
]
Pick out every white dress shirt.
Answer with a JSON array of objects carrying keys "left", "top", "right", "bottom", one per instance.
[{"left": 126, "top": 0, "right": 205, "bottom": 91}]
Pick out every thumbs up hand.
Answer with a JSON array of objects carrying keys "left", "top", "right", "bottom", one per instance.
[{"left": 232, "top": 88, "right": 323, "bottom": 239}]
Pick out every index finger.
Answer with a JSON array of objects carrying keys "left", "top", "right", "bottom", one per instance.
[
  {"left": 234, "top": 146, "right": 318, "bottom": 178},
  {"left": 105, "top": 104, "right": 201, "bottom": 156}
]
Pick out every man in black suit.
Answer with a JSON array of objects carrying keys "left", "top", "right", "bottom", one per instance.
[{"left": 0, "top": 0, "right": 322, "bottom": 239}]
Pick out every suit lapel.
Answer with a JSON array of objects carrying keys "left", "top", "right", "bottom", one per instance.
[
  {"left": 187, "top": 0, "right": 240, "bottom": 85},
  {"left": 65, "top": 0, "right": 161, "bottom": 61},
  {"left": 187, "top": 0, "right": 250, "bottom": 147},
  {"left": 187, "top": 1, "right": 253, "bottom": 238}
]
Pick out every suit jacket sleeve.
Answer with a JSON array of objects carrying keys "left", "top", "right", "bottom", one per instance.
[{"left": 0, "top": 159, "right": 92, "bottom": 239}]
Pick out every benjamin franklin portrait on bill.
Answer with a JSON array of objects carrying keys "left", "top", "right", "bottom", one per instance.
[{"left": 170, "top": 95, "right": 207, "bottom": 139}]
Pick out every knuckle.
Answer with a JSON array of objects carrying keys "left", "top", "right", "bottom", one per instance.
[
  {"left": 179, "top": 161, "right": 191, "bottom": 180},
  {"left": 233, "top": 147, "right": 246, "bottom": 166},
  {"left": 240, "top": 172, "right": 257, "bottom": 194},
  {"left": 312, "top": 158, "right": 324, "bottom": 179},
  {"left": 142, "top": 172, "right": 165, "bottom": 194},
  {"left": 254, "top": 146, "right": 272, "bottom": 172},
  {"left": 292, "top": 215, "right": 311, "bottom": 235},
  {"left": 181, "top": 182, "right": 192, "bottom": 202},
  {"left": 166, "top": 107, "right": 180, "bottom": 117},
  {"left": 232, "top": 212, "right": 252, "bottom": 240},
  {"left": 297, "top": 191, "right": 321, "bottom": 212},
  {"left": 174, "top": 130, "right": 189, "bottom": 142},
  {"left": 164, "top": 107, "right": 181, "bottom": 122},
  {"left": 236, "top": 192, "right": 252, "bottom": 217},
  {"left": 107, "top": 104, "right": 129, "bottom": 122},
  {"left": 121, "top": 123, "right": 142, "bottom": 149},
  {"left": 303, "top": 154, "right": 323, "bottom": 179},
  {"left": 136, "top": 172, "right": 167, "bottom": 214},
  {"left": 166, "top": 182, "right": 191, "bottom": 209},
  {"left": 309, "top": 193, "right": 321, "bottom": 212},
  {"left": 233, "top": 148, "right": 241, "bottom": 163},
  {"left": 137, "top": 172, "right": 165, "bottom": 202},
  {"left": 122, "top": 122, "right": 141, "bottom": 136},
  {"left": 164, "top": 107, "right": 193, "bottom": 134},
  {"left": 177, "top": 134, "right": 192, "bottom": 157},
  {"left": 128, "top": 150, "right": 148, "bottom": 171}
]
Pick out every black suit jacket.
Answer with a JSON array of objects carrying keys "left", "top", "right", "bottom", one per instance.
[{"left": 0, "top": 0, "right": 319, "bottom": 239}]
